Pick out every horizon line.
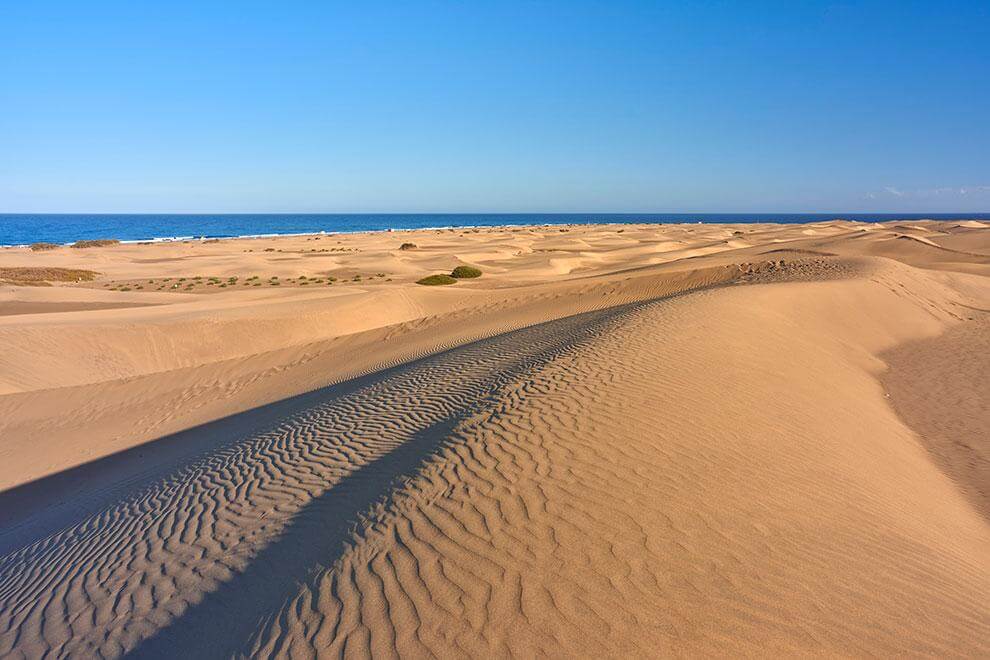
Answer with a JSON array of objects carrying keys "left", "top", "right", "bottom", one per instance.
[{"left": 3, "top": 210, "right": 989, "bottom": 216}]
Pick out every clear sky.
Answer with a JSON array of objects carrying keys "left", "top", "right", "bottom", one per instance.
[{"left": 1, "top": 1, "right": 988, "bottom": 213}]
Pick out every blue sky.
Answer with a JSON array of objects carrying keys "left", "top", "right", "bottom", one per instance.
[{"left": 1, "top": 1, "right": 988, "bottom": 213}]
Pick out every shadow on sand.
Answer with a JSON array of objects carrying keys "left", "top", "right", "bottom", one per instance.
[{"left": 0, "top": 301, "right": 651, "bottom": 657}]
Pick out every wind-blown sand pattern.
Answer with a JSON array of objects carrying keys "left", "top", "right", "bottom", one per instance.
[{"left": 1, "top": 221, "right": 988, "bottom": 657}]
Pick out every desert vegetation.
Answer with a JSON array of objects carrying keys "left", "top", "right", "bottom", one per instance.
[
  {"left": 416, "top": 274, "right": 457, "bottom": 286},
  {"left": 71, "top": 239, "right": 120, "bottom": 249},
  {"left": 0, "top": 267, "right": 99, "bottom": 286},
  {"left": 451, "top": 265, "right": 482, "bottom": 278}
]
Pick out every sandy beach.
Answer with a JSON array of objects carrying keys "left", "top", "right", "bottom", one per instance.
[{"left": 1, "top": 219, "right": 988, "bottom": 656}]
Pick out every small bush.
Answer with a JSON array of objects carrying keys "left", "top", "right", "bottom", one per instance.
[
  {"left": 399, "top": 242, "right": 417, "bottom": 250},
  {"left": 416, "top": 274, "right": 457, "bottom": 286},
  {"left": 450, "top": 265, "right": 482, "bottom": 279},
  {"left": 29, "top": 242, "right": 60, "bottom": 251},
  {"left": 71, "top": 239, "right": 119, "bottom": 249}
]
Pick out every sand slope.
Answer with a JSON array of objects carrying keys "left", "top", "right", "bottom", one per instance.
[{"left": 1, "top": 222, "right": 989, "bottom": 657}]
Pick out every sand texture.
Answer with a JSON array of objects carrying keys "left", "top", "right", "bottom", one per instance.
[{"left": 1, "top": 220, "right": 988, "bottom": 657}]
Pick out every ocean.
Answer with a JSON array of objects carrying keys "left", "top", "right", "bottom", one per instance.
[{"left": 1, "top": 213, "right": 988, "bottom": 247}]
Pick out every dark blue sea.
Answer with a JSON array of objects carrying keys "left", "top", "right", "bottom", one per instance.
[{"left": 2, "top": 213, "right": 988, "bottom": 246}]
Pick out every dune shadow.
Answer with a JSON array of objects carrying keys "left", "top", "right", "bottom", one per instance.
[
  {"left": 0, "top": 368, "right": 388, "bottom": 548},
  {"left": 130, "top": 412, "right": 462, "bottom": 658},
  {"left": 0, "top": 300, "right": 652, "bottom": 658}
]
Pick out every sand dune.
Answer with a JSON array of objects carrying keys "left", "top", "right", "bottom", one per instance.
[{"left": 1, "top": 221, "right": 988, "bottom": 657}]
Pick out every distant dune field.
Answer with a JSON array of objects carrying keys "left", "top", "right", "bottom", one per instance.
[{"left": 1, "top": 220, "right": 988, "bottom": 657}]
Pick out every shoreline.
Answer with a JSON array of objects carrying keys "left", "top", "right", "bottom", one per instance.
[{"left": 4, "top": 214, "right": 990, "bottom": 248}]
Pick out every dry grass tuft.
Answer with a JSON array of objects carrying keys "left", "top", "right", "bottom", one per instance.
[
  {"left": 71, "top": 239, "right": 120, "bottom": 249},
  {"left": 0, "top": 267, "right": 99, "bottom": 286},
  {"left": 29, "top": 242, "right": 61, "bottom": 251},
  {"left": 399, "top": 242, "right": 417, "bottom": 250}
]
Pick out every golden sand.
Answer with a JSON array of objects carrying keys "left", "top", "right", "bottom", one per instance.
[{"left": 0, "top": 220, "right": 988, "bottom": 656}]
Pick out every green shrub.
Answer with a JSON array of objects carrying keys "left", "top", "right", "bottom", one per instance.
[
  {"left": 416, "top": 274, "right": 457, "bottom": 286},
  {"left": 450, "top": 265, "right": 482, "bottom": 279}
]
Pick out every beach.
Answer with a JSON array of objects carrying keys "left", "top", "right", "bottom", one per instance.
[{"left": 1, "top": 219, "right": 988, "bottom": 656}]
